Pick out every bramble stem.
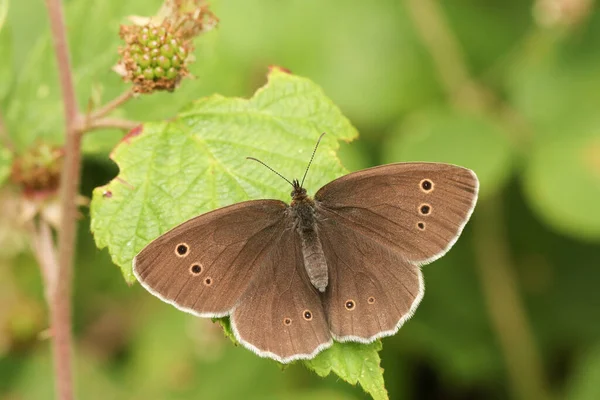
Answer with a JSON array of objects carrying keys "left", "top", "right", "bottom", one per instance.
[{"left": 45, "top": 0, "right": 81, "bottom": 398}]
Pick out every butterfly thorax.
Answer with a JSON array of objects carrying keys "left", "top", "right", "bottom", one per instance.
[{"left": 290, "top": 180, "right": 328, "bottom": 293}]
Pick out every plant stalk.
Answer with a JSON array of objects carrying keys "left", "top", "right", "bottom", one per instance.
[
  {"left": 45, "top": 0, "right": 82, "bottom": 398},
  {"left": 472, "top": 199, "right": 552, "bottom": 400}
]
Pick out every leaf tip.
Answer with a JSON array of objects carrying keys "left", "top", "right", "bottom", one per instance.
[{"left": 268, "top": 65, "right": 292, "bottom": 76}]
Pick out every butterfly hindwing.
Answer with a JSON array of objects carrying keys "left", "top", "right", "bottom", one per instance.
[
  {"left": 231, "top": 227, "right": 332, "bottom": 362},
  {"left": 317, "top": 210, "right": 424, "bottom": 341}
]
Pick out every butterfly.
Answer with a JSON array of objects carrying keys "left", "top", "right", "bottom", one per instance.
[{"left": 133, "top": 134, "right": 479, "bottom": 363}]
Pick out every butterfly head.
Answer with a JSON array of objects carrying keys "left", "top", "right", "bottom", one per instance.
[{"left": 291, "top": 179, "right": 308, "bottom": 201}]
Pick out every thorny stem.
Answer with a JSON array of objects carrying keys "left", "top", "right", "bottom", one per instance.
[
  {"left": 405, "top": 0, "right": 551, "bottom": 399},
  {"left": 45, "top": 0, "right": 80, "bottom": 398},
  {"left": 3, "top": 2, "right": 137, "bottom": 400}
]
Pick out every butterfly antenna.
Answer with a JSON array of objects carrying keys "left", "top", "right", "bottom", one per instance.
[
  {"left": 300, "top": 132, "right": 326, "bottom": 188},
  {"left": 246, "top": 157, "right": 295, "bottom": 188}
]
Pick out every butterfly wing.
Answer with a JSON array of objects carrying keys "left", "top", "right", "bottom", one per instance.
[
  {"left": 133, "top": 200, "right": 288, "bottom": 318},
  {"left": 315, "top": 163, "right": 479, "bottom": 265},
  {"left": 231, "top": 227, "right": 332, "bottom": 363},
  {"left": 317, "top": 213, "right": 424, "bottom": 341}
]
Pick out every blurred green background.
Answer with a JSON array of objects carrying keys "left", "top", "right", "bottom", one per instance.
[{"left": 1, "top": 0, "right": 600, "bottom": 399}]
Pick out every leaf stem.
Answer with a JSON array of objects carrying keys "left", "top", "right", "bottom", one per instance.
[
  {"left": 472, "top": 198, "right": 552, "bottom": 400},
  {"left": 89, "top": 89, "right": 134, "bottom": 120},
  {"left": 45, "top": 0, "right": 81, "bottom": 398},
  {"left": 86, "top": 117, "right": 141, "bottom": 132}
]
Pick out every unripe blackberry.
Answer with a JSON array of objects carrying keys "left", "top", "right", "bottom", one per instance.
[
  {"left": 10, "top": 143, "right": 63, "bottom": 196},
  {"left": 116, "top": 1, "right": 218, "bottom": 94},
  {"left": 119, "top": 21, "right": 191, "bottom": 94}
]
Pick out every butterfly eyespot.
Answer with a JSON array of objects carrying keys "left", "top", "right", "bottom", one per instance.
[
  {"left": 417, "top": 222, "right": 425, "bottom": 230},
  {"left": 303, "top": 310, "right": 313, "bottom": 321},
  {"left": 420, "top": 179, "right": 434, "bottom": 192},
  {"left": 283, "top": 317, "right": 292, "bottom": 326},
  {"left": 203, "top": 277, "right": 213, "bottom": 286},
  {"left": 419, "top": 204, "right": 431, "bottom": 215},
  {"left": 367, "top": 296, "right": 376, "bottom": 304},
  {"left": 190, "top": 263, "right": 202, "bottom": 275},
  {"left": 345, "top": 300, "right": 355, "bottom": 310},
  {"left": 175, "top": 243, "right": 189, "bottom": 257}
]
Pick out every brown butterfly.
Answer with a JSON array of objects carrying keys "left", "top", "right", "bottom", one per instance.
[{"left": 133, "top": 134, "right": 479, "bottom": 363}]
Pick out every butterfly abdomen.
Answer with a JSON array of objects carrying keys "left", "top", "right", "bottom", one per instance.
[{"left": 291, "top": 197, "right": 328, "bottom": 293}]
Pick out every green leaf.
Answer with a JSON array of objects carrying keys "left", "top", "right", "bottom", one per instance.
[
  {"left": 2, "top": 0, "right": 191, "bottom": 153},
  {"left": 0, "top": 145, "right": 12, "bottom": 186},
  {"left": 212, "top": 317, "right": 237, "bottom": 345},
  {"left": 90, "top": 68, "right": 393, "bottom": 397},
  {"left": 524, "top": 128, "right": 600, "bottom": 240},
  {"left": 506, "top": 32, "right": 600, "bottom": 141},
  {"left": 212, "top": 314, "right": 387, "bottom": 399},
  {"left": 215, "top": 313, "right": 386, "bottom": 399},
  {"left": 305, "top": 341, "right": 388, "bottom": 400},
  {"left": 0, "top": 0, "right": 12, "bottom": 102},
  {"left": 213, "top": 0, "right": 442, "bottom": 129},
  {"left": 90, "top": 67, "right": 356, "bottom": 282},
  {"left": 0, "top": 0, "right": 7, "bottom": 31},
  {"left": 565, "top": 343, "right": 600, "bottom": 400},
  {"left": 382, "top": 107, "right": 513, "bottom": 199}
]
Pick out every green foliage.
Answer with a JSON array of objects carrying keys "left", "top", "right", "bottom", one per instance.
[
  {"left": 382, "top": 107, "right": 513, "bottom": 199},
  {"left": 525, "top": 130, "right": 600, "bottom": 240},
  {"left": 0, "top": 0, "right": 7, "bottom": 29},
  {"left": 506, "top": 32, "right": 600, "bottom": 240},
  {"left": 566, "top": 344, "right": 600, "bottom": 400},
  {"left": 0, "top": 146, "right": 11, "bottom": 185},
  {"left": 90, "top": 68, "right": 356, "bottom": 282},
  {"left": 91, "top": 69, "right": 389, "bottom": 397},
  {"left": 306, "top": 341, "right": 388, "bottom": 400},
  {"left": 0, "top": 0, "right": 10, "bottom": 101},
  {"left": 217, "top": 317, "right": 387, "bottom": 399},
  {"left": 2, "top": 0, "right": 600, "bottom": 399}
]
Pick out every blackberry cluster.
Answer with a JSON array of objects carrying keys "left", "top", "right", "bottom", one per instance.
[{"left": 119, "top": 22, "right": 190, "bottom": 93}]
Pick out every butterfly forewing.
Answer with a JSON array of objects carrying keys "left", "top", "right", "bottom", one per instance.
[
  {"left": 315, "top": 163, "right": 479, "bottom": 265},
  {"left": 133, "top": 200, "right": 287, "bottom": 317},
  {"left": 231, "top": 227, "right": 332, "bottom": 363},
  {"left": 317, "top": 209, "right": 424, "bottom": 341}
]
